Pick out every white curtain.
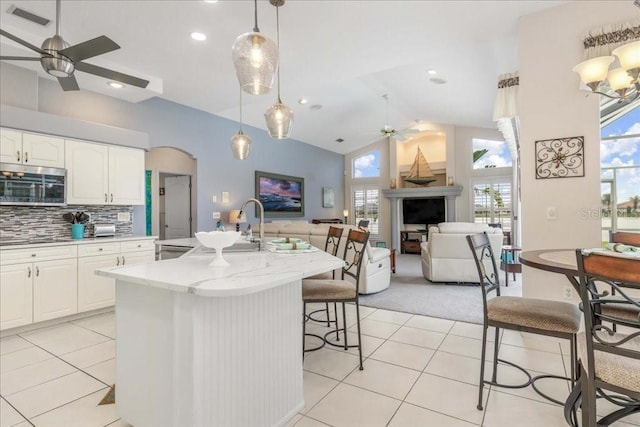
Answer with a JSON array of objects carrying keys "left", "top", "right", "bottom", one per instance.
[{"left": 582, "top": 19, "right": 640, "bottom": 59}]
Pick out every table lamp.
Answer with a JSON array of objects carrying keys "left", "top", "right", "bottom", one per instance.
[
  {"left": 343, "top": 209, "right": 349, "bottom": 224},
  {"left": 228, "top": 210, "right": 246, "bottom": 232}
]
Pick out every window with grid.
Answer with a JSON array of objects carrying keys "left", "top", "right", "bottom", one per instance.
[
  {"left": 352, "top": 186, "right": 380, "bottom": 236},
  {"left": 473, "top": 180, "right": 512, "bottom": 231}
]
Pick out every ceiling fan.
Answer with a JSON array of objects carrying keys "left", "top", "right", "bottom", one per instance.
[
  {"left": 378, "top": 94, "right": 420, "bottom": 141},
  {"left": 0, "top": 0, "right": 149, "bottom": 91}
]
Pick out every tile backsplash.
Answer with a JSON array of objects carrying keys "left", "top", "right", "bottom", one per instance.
[{"left": 0, "top": 205, "right": 134, "bottom": 242}]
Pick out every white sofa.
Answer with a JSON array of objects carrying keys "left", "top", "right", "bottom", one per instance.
[
  {"left": 256, "top": 221, "right": 391, "bottom": 294},
  {"left": 420, "top": 222, "right": 504, "bottom": 283}
]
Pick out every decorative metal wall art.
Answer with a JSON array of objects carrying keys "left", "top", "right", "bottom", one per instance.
[{"left": 535, "top": 136, "right": 584, "bottom": 179}]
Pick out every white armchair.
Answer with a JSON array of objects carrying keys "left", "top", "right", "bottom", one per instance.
[
  {"left": 420, "top": 222, "right": 504, "bottom": 283},
  {"left": 256, "top": 222, "right": 391, "bottom": 294}
]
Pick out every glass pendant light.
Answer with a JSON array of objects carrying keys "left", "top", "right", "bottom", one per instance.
[
  {"left": 264, "top": 0, "right": 293, "bottom": 139},
  {"left": 232, "top": 0, "right": 278, "bottom": 95},
  {"left": 230, "top": 89, "right": 252, "bottom": 160}
]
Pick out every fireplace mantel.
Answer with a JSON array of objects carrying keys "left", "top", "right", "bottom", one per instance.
[{"left": 383, "top": 185, "right": 463, "bottom": 250}]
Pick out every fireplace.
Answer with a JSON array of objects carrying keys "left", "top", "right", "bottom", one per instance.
[{"left": 382, "top": 185, "right": 463, "bottom": 250}]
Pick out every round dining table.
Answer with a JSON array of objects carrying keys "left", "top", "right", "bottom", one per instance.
[{"left": 519, "top": 248, "right": 580, "bottom": 289}]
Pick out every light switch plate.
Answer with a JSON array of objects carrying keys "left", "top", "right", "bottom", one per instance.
[
  {"left": 117, "top": 212, "right": 131, "bottom": 222},
  {"left": 222, "top": 192, "right": 229, "bottom": 204},
  {"left": 546, "top": 206, "right": 557, "bottom": 220},
  {"left": 212, "top": 212, "right": 221, "bottom": 219}
]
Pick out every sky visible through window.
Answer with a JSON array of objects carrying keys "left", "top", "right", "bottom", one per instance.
[
  {"left": 600, "top": 106, "right": 639, "bottom": 202},
  {"left": 353, "top": 150, "right": 380, "bottom": 178},
  {"left": 472, "top": 139, "right": 512, "bottom": 169}
]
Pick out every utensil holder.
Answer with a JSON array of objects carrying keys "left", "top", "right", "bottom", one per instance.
[{"left": 71, "top": 223, "right": 85, "bottom": 239}]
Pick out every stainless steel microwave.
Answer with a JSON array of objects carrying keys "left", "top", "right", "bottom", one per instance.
[{"left": 0, "top": 163, "right": 66, "bottom": 206}]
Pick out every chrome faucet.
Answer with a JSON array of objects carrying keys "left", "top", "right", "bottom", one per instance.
[{"left": 238, "top": 198, "right": 265, "bottom": 250}]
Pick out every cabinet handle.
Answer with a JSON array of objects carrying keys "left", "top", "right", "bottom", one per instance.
[
  {"left": 16, "top": 151, "right": 20, "bottom": 162},
  {"left": 36, "top": 266, "right": 39, "bottom": 277},
  {"left": 116, "top": 256, "right": 120, "bottom": 266},
  {"left": 137, "top": 244, "right": 141, "bottom": 248},
  {"left": 105, "top": 193, "right": 108, "bottom": 203},
  {"left": 24, "top": 152, "right": 28, "bottom": 163},
  {"left": 110, "top": 193, "right": 114, "bottom": 203},
  {"left": 27, "top": 266, "right": 31, "bottom": 278},
  {"left": 121, "top": 256, "right": 125, "bottom": 265},
  {"left": 31, "top": 253, "right": 36, "bottom": 257},
  {"left": 98, "top": 247, "right": 103, "bottom": 251}
]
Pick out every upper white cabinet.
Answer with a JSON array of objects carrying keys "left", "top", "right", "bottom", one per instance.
[
  {"left": 0, "top": 128, "right": 65, "bottom": 168},
  {"left": 66, "top": 140, "right": 145, "bottom": 205}
]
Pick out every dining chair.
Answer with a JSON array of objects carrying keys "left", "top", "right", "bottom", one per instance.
[
  {"left": 564, "top": 250, "right": 640, "bottom": 427},
  {"left": 610, "top": 230, "right": 640, "bottom": 247},
  {"left": 606, "top": 231, "right": 640, "bottom": 331},
  {"left": 305, "top": 226, "right": 344, "bottom": 337},
  {"left": 466, "top": 232, "right": 581, "bottom": 410},
  {"left": 302, "top": 229, "right": 369, "bottom": 370}
]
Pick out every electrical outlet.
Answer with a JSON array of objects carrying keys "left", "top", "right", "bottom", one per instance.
[
  {"left": 546, "top": 206, "right": 557, "bottom": 220},
  {"left": 117, "top": 212, "right": 131, "bottom": 222},
  {"left": 212, "top": 212, "right": 221, "bottom": 220},
  {"left": 563, "top": 286, "right": 573, "bottom": 299}
]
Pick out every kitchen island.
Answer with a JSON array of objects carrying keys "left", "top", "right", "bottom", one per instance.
[{"left": 97, "top": 245, "right": 343, "bottom": 427}]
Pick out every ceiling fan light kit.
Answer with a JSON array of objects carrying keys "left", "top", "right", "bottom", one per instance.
[
  {"left": 573, "top": 39, "right": 640, "bottom": 101},
  {"left": 264, "top": 0, "right": 293, "bottom": 139},
  {"left": 0, "top": 0, "right": 149, "bottom": 92},
  {"left": 232, "top": 0, "right": 278, "bottom": 95}
]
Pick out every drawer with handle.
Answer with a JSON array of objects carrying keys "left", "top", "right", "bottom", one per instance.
[
  {"left": 120, "top": 239, "right": 155, "bottom": 253},
  {"left": 78, "top": 242, "right": 120, "bottom": 257},
  {"left": 1, "top": 245, "right": 78, "bottom": 265}
]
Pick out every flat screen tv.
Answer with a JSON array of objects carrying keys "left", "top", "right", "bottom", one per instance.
[{"left": 402, "top": 197, "right": 446, "bottom": 226}]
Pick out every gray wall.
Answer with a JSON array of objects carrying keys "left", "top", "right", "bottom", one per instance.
[{"left": 1, "top": 63, "right": 345, "bottom": 234}]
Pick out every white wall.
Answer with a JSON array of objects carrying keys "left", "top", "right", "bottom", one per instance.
[{"left": 518, "top": 1, "right": 636, "bottom": 300}]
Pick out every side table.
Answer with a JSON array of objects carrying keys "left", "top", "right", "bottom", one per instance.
[
  {"left": 500, "top": 245, "right": 521, "bottom": 287},
  {"left": 390, "top": 249, "right": 396, "bottom": 274}
]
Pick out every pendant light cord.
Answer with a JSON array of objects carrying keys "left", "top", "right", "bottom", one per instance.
[
  {"left": 275, "top": 4, "right": 282, "bottom": 103},
  {"left": 239, "top": 88, "right": 243, "bottom": 132},
  {"left": 253, "top": 0, "right": 260, "bottom": 32},
  {"left": 56, "top": 0, "right": 61, "bottom": 36}
]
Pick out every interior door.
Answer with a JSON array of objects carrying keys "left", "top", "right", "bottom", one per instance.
[{"left": 165, "top": 175, "right": 191, "bottom": 239}]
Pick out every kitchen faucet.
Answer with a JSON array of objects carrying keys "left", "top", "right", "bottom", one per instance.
[{"left": 238, "top": 198, "right": 265, "bottom": 250}]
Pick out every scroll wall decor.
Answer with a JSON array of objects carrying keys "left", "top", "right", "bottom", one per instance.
[{"left": 535, "top": 136, "right": 584, "bottom": 179}]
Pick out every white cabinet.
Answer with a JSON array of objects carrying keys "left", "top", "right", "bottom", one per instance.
[
  {"left": 33, "top": 258, "right": 78, "bottom": 322},
  {"left": 0, "top": 263, "right": 33, "bottom": 330},
  {"left": 0, "top": 245, "right": 78, "bottom": 330},
  {"left": 0, "top": 128, "right": 65, "bottom": 168},
  {"left": 65, "top": 140, "right": 144, "bottom": 205},
  {"left": 77, "top": 242, "right": 120, "bottom": 312},
  {"left": 77, "top": 239, "right": 155, "bottom": 313}
]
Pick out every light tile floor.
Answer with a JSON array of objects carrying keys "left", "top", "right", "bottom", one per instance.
[{"left": 1, "top": 307, "right": 638, "bottom": 427}]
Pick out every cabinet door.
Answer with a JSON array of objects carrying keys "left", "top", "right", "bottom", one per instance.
[
  {"left": 65, "top": 140, "right": 109, "bottom": 205},
  {"left": 0, "top": 128, "right": 22, "bottom": 164},
  {"left": 77, "top": 254, "right": 118, "bottom": 312},
  {"left": 108, "top": 146, "right": 145, "bottom": 205},
  {"left": 22, "top": 133, "right": 65, "bottom": 168},
  {"left": 121, "top": 250, "right": 155, "bottom": 266},
  {"left": 33, "top": 258, "right": 78, "bottom": 322},
  {"left": 0, "top": 263, "right": 33, "bottom": 330}
]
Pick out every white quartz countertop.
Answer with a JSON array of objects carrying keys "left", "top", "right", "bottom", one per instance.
[
  {"left": 0, "top": 235, "right": 157, "bottom": 250},
  {"left": 97, "top": 248, "right": 344, "bottom": 297}
]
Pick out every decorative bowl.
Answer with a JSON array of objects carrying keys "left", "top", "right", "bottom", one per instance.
[{"left": 194, "top": 231, "right": 242, "bottom": 267}]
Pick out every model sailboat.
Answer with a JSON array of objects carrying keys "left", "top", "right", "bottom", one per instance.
[{"left": 404, "top": 147, "right": 437, "bottom": 185}]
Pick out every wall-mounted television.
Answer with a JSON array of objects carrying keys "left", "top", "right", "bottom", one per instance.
[{"left": 402, "top": 197, "right": 446, "bottom": 226}]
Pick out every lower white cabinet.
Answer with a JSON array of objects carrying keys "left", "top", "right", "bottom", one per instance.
[
  {"left": 77, "top": 239, "right": 155, "bottom": 313},
  {"left": 0, "top": 263, "right": 33, "bottom": 330},
  {"left": 33, "top": 258, "right": 78, "bottom": 322},
  {"left": 0, "top": 257, "right": 78, "bottom": 328}
]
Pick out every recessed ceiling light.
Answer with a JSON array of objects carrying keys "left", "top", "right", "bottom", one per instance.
[
  {"left": 310, "top": 104, "right": 323, "bottom": 111},
  {"left": 427, "top": 69, "right": 437, "bottom": 75},
  {"left": 298, "top": 98, "right": 308, "bottom": 105},
  {"left": 107, "top": 81, "right": 124, "bottom": 89},
  {"left": 204, "top": 0, "right": 218, "bottom": 3},
  {"left": 429, "top": 77, "right": 447, "bottom": 85},
  {"left": 190, "top": 32, "right": 207, "bottom": 41},
  {"left": 336, "top": 138, "right": 344, "bottom": 143}
]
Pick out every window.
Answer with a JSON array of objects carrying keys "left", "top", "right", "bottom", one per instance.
[
  {"left": 473, "top": 180, "right": 512, "bottom": 231},
  {"left": 600, "top": 106, "right": 639, "bottom": 238},
  {"left": 352, "top": 150, "right": 380, "bottom": 178},
  {"left": 472, "top": 138, "right": 513, "bottom": 169},
  {"left": 351, "top": 186, "right": 379, "bottom": 236}
]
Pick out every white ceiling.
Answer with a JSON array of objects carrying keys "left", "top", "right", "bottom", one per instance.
[{"left": 0, "top": 0, "right": 565, "bottom": 154}]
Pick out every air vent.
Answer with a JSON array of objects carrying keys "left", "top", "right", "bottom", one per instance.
[{"left": 7, "top": 5, "right": 50, "bottom": 26}]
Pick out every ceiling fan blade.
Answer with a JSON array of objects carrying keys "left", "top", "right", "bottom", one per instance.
[
  {"left": 395, "top": 134, "right": 407, "bottom": 141},
  {"left": 0, "top": 56, "right": 42, "bottom": 61},
  {"left": 59, "top": 36, "right": 120, "bottom": 62},
  {"left": 402, "top": 129, "right": 420, "bottom": 134},
  {"left": 75, "top": 62, "right": 149, "bottom": 88},
  {"left": 0, "top": 29, "right": 45, "bottom": 55},
  {"left": 58, "top": 75, "right": 79, "bottom": 91}
]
